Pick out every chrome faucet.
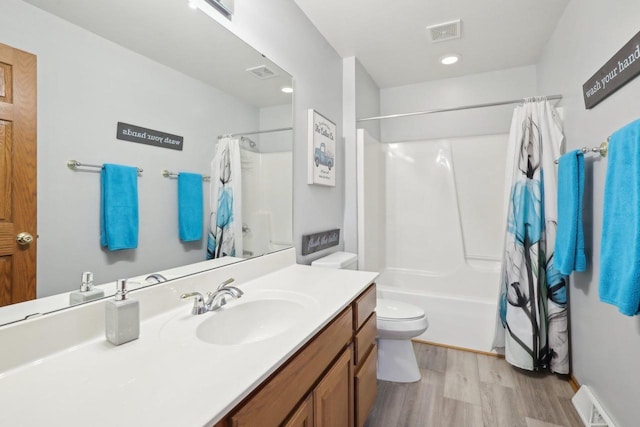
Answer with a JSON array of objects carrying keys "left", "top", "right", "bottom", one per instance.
[
  {"left": 180, "top": 278, "right": 242, "bottom": 315},
  {"left": 145, "top": 273, "right": 168, "bottom": 283}
]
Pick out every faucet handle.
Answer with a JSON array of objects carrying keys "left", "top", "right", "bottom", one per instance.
[
  {"left": 217, "top": 278, "right": 235, "bottom": 290},
  {"left": 181, "top": 292, "right": 207, "bottom": 315}
]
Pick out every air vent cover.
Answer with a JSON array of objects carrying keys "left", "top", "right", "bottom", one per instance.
[
  {"left": 426, "top": 19, "right": 461, "bottom": 43},
  {"left": 246, "top": 65, "right": 278, "bottom": 80}
]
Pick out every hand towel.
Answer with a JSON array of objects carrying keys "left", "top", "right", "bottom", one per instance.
[
  {"left": 100, "top": 164, "right": 139, "bottom": 250},
  {"left": 599, "top": 119, "right": 640, "bottom": 316},
  {"left": 554, "top": 150, "right": 586, "bottom": 275},
  {"left": 178, "top": 172, "right": 203, "bottom": 242}
]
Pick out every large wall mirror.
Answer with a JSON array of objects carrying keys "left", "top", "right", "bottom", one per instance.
[{"left": 0, "top": 0, "right": 293, "bottom": 325}]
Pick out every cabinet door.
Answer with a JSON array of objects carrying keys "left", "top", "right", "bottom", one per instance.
[
  {"left": 284, "top": 395, "right": 314, "bottom": 427},
  {"left": 355, "top": 345, "right": 377, "bottom": 427},
  {"left": 313, "top": 348, "right": 353, "bottom": 427}
]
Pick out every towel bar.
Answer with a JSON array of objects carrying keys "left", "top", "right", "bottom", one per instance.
[
  {"left": 554, "top": 140, "right": 608, "bottom": 164},
  {"left": 67, "top": 160, "right": 143, "bottom": 174},
  {"left": 162, "top": 169, "right": 211, "bottom": 182}
]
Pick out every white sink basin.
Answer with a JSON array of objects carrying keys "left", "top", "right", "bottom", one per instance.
[{"left": 196, "top": 299, "right": 307, "bottom": 346}]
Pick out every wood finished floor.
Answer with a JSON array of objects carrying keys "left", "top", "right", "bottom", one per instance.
[{"left": 365, "top": 343, "right": 582, "bottom": 427}]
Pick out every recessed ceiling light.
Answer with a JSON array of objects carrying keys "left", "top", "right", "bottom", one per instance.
[
  {"left": 281, "top": 86, "right": 294, "bottom": 94},
  {"left": 188, "top": 0, "right": 199, "bottom": 10},
  {"left": 440, "top": 54, "right": 461, "bottom": 65}
]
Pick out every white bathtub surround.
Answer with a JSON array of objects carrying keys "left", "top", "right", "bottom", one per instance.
[
  {"left": 241, "top": 149, "right": 293, "bottom": 256},
  {"left": 494, "top": 99, "right": 568, "bottom": 374},
  {"left": 0, "top": 248, "right": 378, "bottom": 426},
  {"left": 357, "top": 131, "right": 508, "bottom": 352}
]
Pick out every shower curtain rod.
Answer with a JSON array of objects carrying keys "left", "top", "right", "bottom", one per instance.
[
  {"left": 356, "top": 94, "right": 563, "bottom": 122},
  {"left": 218, "top": 126, "right": 293, "bottom": 139}
]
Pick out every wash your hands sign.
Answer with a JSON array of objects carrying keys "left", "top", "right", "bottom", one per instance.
[{"left": 583, "top": 30, "right": 640, "bottom": 109}]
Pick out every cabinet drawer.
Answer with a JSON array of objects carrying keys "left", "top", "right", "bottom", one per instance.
[
  {"left": 353, "top": 284, "right": 376, "bottom": 331},
  {"left": 354, "top": 313, "right": 376, "bottom": 367},
  {"left": 230, "top": 307, "right": 352, "bottom": 427},
  {"left": 354, "top": 344, "right": 377, "bottom": 427}
]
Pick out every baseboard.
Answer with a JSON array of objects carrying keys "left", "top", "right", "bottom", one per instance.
[
  {"left": 411, "top": 338, "right": 504, "bottom": 358},
  {"left": 569, "top": 374, "right": 581, "bottom": 392}
]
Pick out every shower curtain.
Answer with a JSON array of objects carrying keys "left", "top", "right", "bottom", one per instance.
[
  {"left": 493, "top": 99, "right": 568, "bottom": 374},
  {"left": 207, "top": 137, "right": 243, "bottom": 259}
]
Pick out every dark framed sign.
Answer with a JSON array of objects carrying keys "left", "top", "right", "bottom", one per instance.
[
  {"left": 301, "top": 229, "right": 340, "bottom": 256},
  {"left": 583, "top": 30, "right": 640, "bottom": 109},
  {"left": 117, "top": 122, "right": 184, "bottom": 151}
]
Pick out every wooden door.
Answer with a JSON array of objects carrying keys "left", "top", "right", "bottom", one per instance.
[
  {"left": 314, "top": 348, "right": 353, "bottom": 427},
  {"left": 0, "top": 42, "right": 37, "bottom": 306}
]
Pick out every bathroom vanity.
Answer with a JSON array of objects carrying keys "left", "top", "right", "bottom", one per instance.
[{"left": 0, "top": 249, "right": 378, "bottom": 426}]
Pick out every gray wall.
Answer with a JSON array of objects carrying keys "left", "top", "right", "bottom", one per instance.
[
  {"left": 537, "top": 1, "right": 640, "bottom": 426},
  {"left": 380, "top": 66, "right": 537, "bottom": 142},
  {"left": 217, "top": 0, "right": 345, "bottom": 263}
]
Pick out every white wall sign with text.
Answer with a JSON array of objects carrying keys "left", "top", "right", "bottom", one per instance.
[{"left": 307, "top": 109, "right": 336, "bottom": 187}]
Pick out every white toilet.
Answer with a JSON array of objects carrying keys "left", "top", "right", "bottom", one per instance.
[{"left": 311, "top": 251, "right": 429, "bottom": 383}]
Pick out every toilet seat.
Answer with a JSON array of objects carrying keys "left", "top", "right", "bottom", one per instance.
[{"left": 377, "top": 298, "right": 425, "bottom": 321}]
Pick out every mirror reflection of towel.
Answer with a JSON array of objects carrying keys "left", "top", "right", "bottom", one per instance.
[
  {"left": 178, "top": 172, "right": 203, "bottom": 242},
  {"left": 100, "top": 164, "right": 139, "bottom": 250}
]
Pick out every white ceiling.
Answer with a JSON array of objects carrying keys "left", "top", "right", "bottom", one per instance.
[
  {"left": 294, "top": 0, "right": 570, "bottom": 88},
  {"left": 24, "top": 0, "right": 292, "bottom": 108}
]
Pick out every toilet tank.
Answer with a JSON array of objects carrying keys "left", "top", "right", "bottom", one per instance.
[{"left": 311, "top": 251, "right": 358, "bottom": 270}]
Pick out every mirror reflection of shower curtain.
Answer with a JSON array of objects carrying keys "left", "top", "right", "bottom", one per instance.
[
  {"left": 493, "top": 99, "right": 568, "bottom": 374},
  {"left": 207, "top": 137, "right": 243, "bottom": 259}
]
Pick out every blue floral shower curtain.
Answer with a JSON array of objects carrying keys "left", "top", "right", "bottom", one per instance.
[
  {"left": 207, "top": 137, "right": 242, "bottom": 259},
  {"left": 493, "top": 99, "right": 569, "bottom": 374}
]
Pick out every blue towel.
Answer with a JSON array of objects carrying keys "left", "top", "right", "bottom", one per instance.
[
  {"left": 178, "top": 172, "right": 203, "bottom": 242},
  {"left": 599, "top": 119, "right": 640, "bottom": 316},
  {"left": 100, "top": 164, "right": 139, "bottom": 250},
  {"left": 554, "top": 150, "right": 586, "bottom": 275}
]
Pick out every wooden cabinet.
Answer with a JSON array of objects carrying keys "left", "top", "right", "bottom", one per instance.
[
  {"left": 314, "top": 348, "right": 353, "bottom": 427},
  {"left": 353, "top": 285, "right": 377, "bottom": 331},
  {"left": 218, "top": 284, "right": 378, "bottom": 427},
  {"left": 352, "top": 284, "right": 377, "bottom": 427},
  {"left": 229, "top": 308, "right": 352, "bottom": 427},
  {"left": 354, "top": 345, "right": 377, "bottom": 427},
  {"left": 354, "top": 311, "right": 376, "bottom": 366}
]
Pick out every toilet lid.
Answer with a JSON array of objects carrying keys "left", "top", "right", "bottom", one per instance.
[{"left": 376, "top": 298, "right": 425, "bottom": 321}]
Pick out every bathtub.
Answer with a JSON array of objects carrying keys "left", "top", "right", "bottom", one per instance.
[{"left": 376, "top": 262, "right": 501, "bottom": 353}]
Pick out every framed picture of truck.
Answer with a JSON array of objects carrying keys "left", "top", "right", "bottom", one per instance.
[{"left": 307, "top": 109, "right": 336, "bottom": 186}]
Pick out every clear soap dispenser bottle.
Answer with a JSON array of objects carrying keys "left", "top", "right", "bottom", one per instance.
[
  {"left": 69, "top": 272, "right": 105, "bottom": 305},
  {"left": 105, "top": 279, "right": 140, "bottom": 345}
]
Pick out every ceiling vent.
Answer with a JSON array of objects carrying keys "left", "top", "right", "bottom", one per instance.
[
  {"left": 246, "top": 65, "right": 278, "bottom": 80},
  {"left": 426, "top": 19, "right": 461, "bottom": 43}
]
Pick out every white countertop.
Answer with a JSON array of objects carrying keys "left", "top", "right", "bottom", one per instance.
[{"left": 0, "top": 250, "right": 378, "bottom": 426}]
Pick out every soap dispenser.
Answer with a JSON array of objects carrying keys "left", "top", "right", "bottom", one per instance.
[
  {"left": 105, "top": 279, "right": 140, "bottom": 345},
  {"left": 69, "top": 272, "right": 105, "bottom": 305}
]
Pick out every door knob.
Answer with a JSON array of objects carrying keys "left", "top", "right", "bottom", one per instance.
[{"left": 16, "top": 232, "right": 34, "bottom": 246}]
